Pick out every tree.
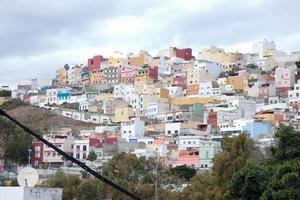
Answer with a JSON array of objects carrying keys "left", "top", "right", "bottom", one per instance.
[
  {"left": 0, "top": 117, "right": 32, "bottom": 164},
  {"left": 87, "top": 150, "right": 97, "bottom": 162},
  {"left": 226, "top": 164, "right": 265, "bottom": 200},
  {"left": 46, "top": 171, "right": 81, "bottom": 200},
  {"left": 227, "top": 125, "right": 300, "bottom": 200},
  {"left": 213, "top": 134, "right": 261, "bottom": 187},
  {"left": 170, "top": 165, "right": 196, "bottom": 181},
  {"left": 270, "top": 124, "right": 300, "bottom": 161},
  {"left": 0, "top": 90, "right": 11, "bottom": 97},
  {"left": 64, "top": 64, "right": 70, "bottom": 85}
]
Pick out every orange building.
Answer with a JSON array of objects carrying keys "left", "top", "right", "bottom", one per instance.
[
  {"left": 90, "top": 69, "right": 105, "bottom": 84},
  {"left": 227, "top": 75, "right": 247, "bottom": 91},
  {"left": 187, "top": 84, "right": 199, "bottom": 96}
]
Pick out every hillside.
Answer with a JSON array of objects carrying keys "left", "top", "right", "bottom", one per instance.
[{"left": 6, "top": 105, "right": 96, "bottom": 134}]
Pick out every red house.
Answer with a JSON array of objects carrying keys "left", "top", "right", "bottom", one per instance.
[
  {"left": 208, "top": 112, "right": 217, "bottom": 128},
  {"left": 88, "top": 55, "right": 107, "bottom": 71},
  {"left": 175, "top": 48, "right": 193, "bottom": 61},
  {"left": 32, "top": 141, "right": 44, "bottom": 167},
  {"left": 173, "top": 75, "right": 187, "bottom": 87}
]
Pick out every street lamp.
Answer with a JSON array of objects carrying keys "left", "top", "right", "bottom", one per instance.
[{"left": 28, "top": 148, "right": 32, "bottom": 166}]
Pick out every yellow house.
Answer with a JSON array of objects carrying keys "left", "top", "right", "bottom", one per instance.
[
  {"left": 170, "top": 97, "right": 217, "bottom": 105},
  {"left": 134, "top": 76, "right": 154, "bottom": 94},
  {"left": 90, "top": 69, "right": 105, "bottom": 84},
  {"left": 186, "top": 68, "right": 216, "bottom": 85},
  {"left": 200, "top": 46, "right": 242, "bottom": 64},
  {"left": 108, "top": 57, "right": 128, "bottom": 67},
  {"left": 129, "top": 51, "right": 152, "bottom": 66},
  {"left": 114, "top": 106, "right": 135, "bottom": 122},
  {"left": 95, "top": 93, "right": 113, "bottom": 101},
  {"left": 227, "top": 76, "right": 247, "bottom": 91},
  {"left": 147, "top": 86, "right": 169, "bottom": 98},
  {"left": 56, "top": 68, "right": 67, "bottom": 84}
]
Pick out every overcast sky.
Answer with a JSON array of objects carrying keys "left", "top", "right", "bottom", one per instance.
[{"left": 1, "top": 0, "right": 300, "bottom": 86}]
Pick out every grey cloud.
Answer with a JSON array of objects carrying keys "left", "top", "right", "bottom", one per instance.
[{"left": 1, "top": 0, "right": 300, "bottom": 84}]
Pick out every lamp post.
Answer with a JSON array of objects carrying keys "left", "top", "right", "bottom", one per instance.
[{"left": 28, "top": 148, "right": 32, "bottom": 166}]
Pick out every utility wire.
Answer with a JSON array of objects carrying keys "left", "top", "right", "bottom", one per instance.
[{"left": 0, "top": 109, "right": 141, "bottom": 200}]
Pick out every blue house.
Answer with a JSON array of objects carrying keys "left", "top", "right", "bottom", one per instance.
[
  {"left": 244, "top": 121, "right": 272, "bottom": 138},
  {"left": 57, "top": 91, "right": 71, "bottom": 103}
]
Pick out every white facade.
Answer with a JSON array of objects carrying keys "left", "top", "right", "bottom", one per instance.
[
  {"left": 73, "top": 139, "right": 89, "bottom": 161},
  {"left": 252, "top": 39, "right": 276, "bottom": 58},
  {"left": 167, "top": 85, "right": 184, "bottom": 98},
  {"left": 46, "top": 89, "right": 58, "bottom": 105},
  {"left": 146, "top": 102, "right": 169, "bottom": 119},
  {"left": 165, "top": 122, "right": 181, "bottom": 136},
  {"left": 288, "top": 81, "right": 300, "bottom": 104},
  {"left": 0, "top": 187, "right": 62, "bottom": 200},
  {"left": 178, "top": 135, "right": 201, "bottom": 151},
  {"left": 79, "top": 101, "right": 88, "bottom": 111},
  {"left": 121, "top": 118, "right": 145, "bottom": 141},
  {"left": 113, "top": 84, "right": 135, "bottom": 102},
  {"left": 194, "top": 60, "right": 221, "bottom": 79},
  {"left": 199, "top": 140, "right": 221, "bottom": 169}
]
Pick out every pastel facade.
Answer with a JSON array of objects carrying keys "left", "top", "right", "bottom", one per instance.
[
  {"left": 121, "top": 118, "right": 145, "bottom": 142},
  {"left": 199, "top": 46, "right": 242, "bottom": 64},
  {"left": 275, "top": 66, "right": 296, "bottom": 92}
]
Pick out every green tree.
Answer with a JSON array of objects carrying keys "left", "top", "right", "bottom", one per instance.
[
  {"left": 170, "top": 165, "right": 196, "bottom": 181},
  {"left": 270, "top": 124, "right": 300, "bottom": 161},
  {"left": 46, "top": 171, "right": 81, "bottom": 200},
  {"left": 226, "top": 164, "right": 265, "bottom": 200},
  {"left": 227, "top": 125, "right": 300, "bottom": 200},
  {"left": 87, "top": 150, "right": 97, "bottom": 162},
  {"left": 0, "top": 90, "right": 11, "bottom": 97},
  {"left": 0, "top": 117, "right": 32, "bottom": 164}
]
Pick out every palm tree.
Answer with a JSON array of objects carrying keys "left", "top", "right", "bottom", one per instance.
[{"left": 64, "top": 64, "right": 70, "bottom": 85}]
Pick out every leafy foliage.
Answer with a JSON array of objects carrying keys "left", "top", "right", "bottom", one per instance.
[
  {"left": 227, "top": 125, "right": 300, "bottom": 200},
  {"left": 170, "top": 165, "right": 196, "bottom": 181},
  {"left": 0, "top": 90, "right": 11, "bottom": 97},
  {"left": 0, "top": 98, "right": 26, "bottom": 110},
  {"left": 87, "top": 150, "right": 97, "bottom": 162},
  {"left": 0, "top": 116, "right": 32, "bottom": 164}
]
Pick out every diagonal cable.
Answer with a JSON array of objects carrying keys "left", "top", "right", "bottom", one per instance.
[{"left": 0, "top": 109, "right": 141, "bottom": 200}]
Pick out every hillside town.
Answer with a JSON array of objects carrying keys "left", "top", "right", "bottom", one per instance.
[{"left": 1, "top": 39, "right": 300, "bottom": 171}]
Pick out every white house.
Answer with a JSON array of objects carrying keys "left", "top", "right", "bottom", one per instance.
[
  {"left": 46, "top": 88, "right": 58, "bottom": 105},
  {"left": 178, "top": 135, "right": 201, "bottom": 151},
  {"left": 73, "top": 139, "right": 89, "bottom": 161},
  {"left": 199, "top": 140, "right": 221, "bottom": 170},
  {"left": 167, "top": 85, "right": 184, "bottom": 98},
  {"left": 165, "top": 122, "right": 181, "bottom": 136},
  {"left": 146, "top": 102, "right": 169, "bottom": 119},
  {"left": 288, "top": 81, "right": 300, "bottom": 104},
  {"left": 121, "top": 118, "right": 145, "bottom": 142}
]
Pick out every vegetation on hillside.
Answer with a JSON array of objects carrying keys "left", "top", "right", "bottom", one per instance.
[{"left": 44, "top": 125, "right": 300, "bottom": 200}]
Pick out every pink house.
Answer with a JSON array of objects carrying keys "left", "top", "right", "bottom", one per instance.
[
  {"left": 173, "top": 75, "right": 187, "bottom": 87},
  {"left": 121, "top": 65, "right": 137, "bottom": 83},
  {"left": 88, "top": 55, "right": 108, "bottom": 71},
  {"left": 275, "top": 66, "right": 295, "bottom": 93},
  {"left": 165, "top": 150, "right": 199, "bottom": 168}
]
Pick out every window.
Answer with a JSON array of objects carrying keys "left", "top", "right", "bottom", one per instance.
[
  {"left": 83, "top": 145, "right": 87, "bottom": 151},
  {"left": 205, "top": 151, "right": 209, "bottom": 159},
  {"left": 83, "top": 153, "right": 86, "bottom": 159},
  {"left": 167, "top": 130, "right": 171, "bottom": 134}
]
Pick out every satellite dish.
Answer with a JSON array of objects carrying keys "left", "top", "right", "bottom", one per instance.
[{"left": 17, "top": 167, "right": 39, "bottom": 187}]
